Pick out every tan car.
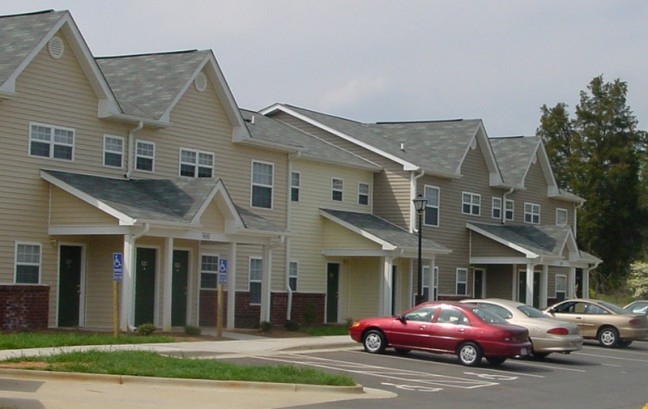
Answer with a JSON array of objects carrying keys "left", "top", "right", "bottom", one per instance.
[
  {"left": 544, "top": 299, "right": 648, "bottom": 347},
  {"left": 462, "top": 298, "right": 583, "bottom": 358}
]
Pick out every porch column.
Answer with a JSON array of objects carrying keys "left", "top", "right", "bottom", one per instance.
[
  {"left": 582, "top": 268, "right": 590, "bottom": 298},
  {"left": 525, "top": 263, "right": 534, "bottom": 306},
  {"left": 540, "top": 264, "right": 549, "bottom": 309},
  {"left": 568, "top": 267, "right": 577, "bottom": 298},
  {"left": 381, "top": 256, "right": 393, "bottom": 316},
  {"left": 120, "top": 235, "right": 135, "bottom": 331},
  {"left": 426, "top": 259, "right": 435, "bottom": 301},
  {"left": 226, "top": 243, "right": 237, "bottom": 329},
  {"left": 161, "top": 237, "right": 173, "bottom": 331},
  {"left": 260, "top": 244, "right": 272, "bottom": 323}
]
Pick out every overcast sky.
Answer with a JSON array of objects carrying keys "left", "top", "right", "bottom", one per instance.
[{"left": 3, "top": 1, "right": 648, "bottom": 136}]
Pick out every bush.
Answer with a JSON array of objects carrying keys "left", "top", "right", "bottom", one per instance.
[
  {"left": 259, "top": 321, "right": 273, "bottom": 333},
  {"left": 136, "top": 323, "right": 157, "bottom": 336},
  {"left": 184, "top": 325, "right": 201, "bottom": 336},
  {"left": 628, "top": 261, "right": 648, "bottom": 298},
  {"left": 284, "top": 320, "right": 300, "bottom": 331},
  {"left": 302, "top": 304, "right": 317, "bottom": 326}
]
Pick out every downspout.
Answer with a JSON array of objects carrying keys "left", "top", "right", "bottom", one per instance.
[
  {"left": 501, "top": 187, "right": 514, "bottom": 224},
  {"left": 285, "top": 152, "right": 301, "bottom": 321},
  {"left": 125, "top": 121, "right": 144, "bottom": 179}
]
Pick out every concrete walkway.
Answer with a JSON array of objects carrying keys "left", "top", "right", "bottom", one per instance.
[{"left": 0, "top": 332, "right": 396, "bottom": 409}]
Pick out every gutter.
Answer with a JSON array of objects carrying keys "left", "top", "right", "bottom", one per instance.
[{"left": 501, "top": 187, "right": 515, "bottom": 224}]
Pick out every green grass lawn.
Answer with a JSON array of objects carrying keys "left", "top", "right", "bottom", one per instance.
[{"left": 0, "top": 331, "right": 175, "bottom": 350}]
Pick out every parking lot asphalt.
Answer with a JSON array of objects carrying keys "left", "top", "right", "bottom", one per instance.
[{"left": 0, "top": 332, "right": 395, "bottom": 409}]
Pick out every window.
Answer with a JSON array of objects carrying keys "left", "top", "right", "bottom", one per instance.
[
  {"left": 180, "top": 148, "right": 213, "bottom": 178},
  {"left": 492, "top": 197, "right": 502, "bottom": 219},
  {"left": 15, "top": 243, "right": 41, "bottom": 284},
  {"left": 29, "top": 123, "right": 74, "bottom": 160},
  {"left": 462, "top": 192, "right": 481, "bottom": 216},
  {"left": 358, "top": 183, "right": 369, "bottom": 205},
  {"left": 524, "top": 203, "right": 541, "bottom": 224},
  {"left": 332, "top": 178, "right": 343, "bottom": 201},
  {"left": 252, "top": 161, "right": 273, "bottom": 208},
  {"left": 249, "top": 258, "right": 263, "bottom": 304},
  {"left": 456, "top": 268, "right": 468, "bottom": 295},
  {"left": 291, "top": 172, "right": 300, "bottom": 202},
  {"left": 103, "top": 135, "right": 123, "bottom": 168},
  {"left": 200, "top": 254, "right": 219, "bottom": 289},
  {"left": 136, "top": 140, "right": 155, "bottom": 172},
  {"left": 424, "top": 185, "right": 440, "bottom": 226},
  {"left": 289, "top": 261, "right": 298, "bottom": 291},
  {"left": 422, "top": 265, "right": 439, "bottom": 301},
  {"left": 555, "top": 275, "right": 567, "bottom": 301},
  {"left": 505, "top": 199, "right": 514, "bottom": 221},
  {"left": 556, "top": 208, "right": 568, "bottom": 226}
]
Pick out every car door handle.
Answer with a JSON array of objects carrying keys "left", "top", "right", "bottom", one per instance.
[{"left": 458, "top": 328, "right": 466, "bottom": 333}]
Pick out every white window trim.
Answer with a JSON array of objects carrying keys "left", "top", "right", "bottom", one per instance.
[
  {"left": 291, "top": 171, "right": 300, "bottom": 202},
  {"left": 249, "top": 257, "right": 263, "bottom": 305},
  {"left": 179, "top": 147, "right": 214, "bottom": 178},
  {"left": 288, "top": 261, "right": 298, "bottom": 291},
  {"left": 462, "top": 192, "right": 481, "bottom": 216},
  {"left": 505, "top": 199, "right": 514, "bottom": 221},
  {"left": 556, "top": 208, "right": 568, "bottom": 226},
  {"left": 136, "top": 140, "right": 155, "bottom": 173},
  {"left": 492, "top": 197, "right": 502, "bottom": 220},
  {"left": 251, "top": 160, "right": 274, "bottom": 209},
  {"left": 332, "top": 178, "right": 344, "bottom": 201},
  {"left": 524, "top": 202, "right": 541, "bottom": 224},
  {"left": 103, "top": 134, "right": 124, "bottom": 168},
  {"left": 14, "top": 242, "right": 42, "bottom": 284},
  {"left": 456, "top": 268, "right": 468, "bottom": 296},
  {"left": 358, "top": 182, "right": 370, "bottom": 205},
  {"left": 199, "top": 253, "right": 220, "bottom": 290},
  {"left": 29, "top": 122, "right": 75, "bottom": 161},
  {"left": 424, "top": 185, "right": 440, "bottom": 227}
]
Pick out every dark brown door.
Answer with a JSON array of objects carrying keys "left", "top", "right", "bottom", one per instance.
[{"left": 58, "top": 245, "right": 82, "bottom": 327}]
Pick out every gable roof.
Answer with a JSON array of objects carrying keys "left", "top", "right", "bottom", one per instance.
[
  {"left": 239, "top": 109, "right": 381, "bottom": 171},
  {"left": 261, "top": 104, "right": 504, "bottom": 184},
  {"left": 321, "top": 209, "right": 450, "bottom": 255},
  {"left": 40, "top": 170, "right": 284, "bottom": 234},
  {"left": 0, "top": 10, "right": 119, "bottom": 112}
]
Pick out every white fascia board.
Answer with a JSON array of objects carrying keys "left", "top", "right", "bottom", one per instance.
[
  {"left": 41, "top": 170, "right": 136, "bottom": 225},
  {"left": 265, "top": 105, "right": 419, "bottom": 171},
  {"left": 466, "top": 223, "right": 538, "bottom": 258},
  {"left": 320, "top": 210, "right": 397, "bottom": 251},
  {"left": 470, "top": 256, "right": 537, "bottom": 265},
  {"left": 49, "top": 225, "right": 132, "bottom": 235},
  {"left": 322, "top": 248, "right": 392, "bottom": 257}
]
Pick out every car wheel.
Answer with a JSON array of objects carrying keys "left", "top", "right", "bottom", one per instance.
[
  {"left": 597, "top": 326, "right": 619, "bottom": 347},
  {"left": 486, "top": 356, "right": 506, "bottom": 366},
  {"left": 394, "top": 348, "right": 411, "bottom": 355},
  {"left": 457, "top": 342, "right": 483, "bottom": 367},
  {"left": 617, "top": 340, "right": 633, "bottom": 347},
  {"left": 363, "top": 329, "right": 386, "bottom": 354}
]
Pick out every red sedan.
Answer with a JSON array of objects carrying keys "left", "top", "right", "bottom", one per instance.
[{"left": 349, "top": 301, "right": 531, "bottom": 366}]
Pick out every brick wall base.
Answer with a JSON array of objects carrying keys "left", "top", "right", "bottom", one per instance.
[{"left": 0, "top": 285, "right": 49, "bottom": 331}]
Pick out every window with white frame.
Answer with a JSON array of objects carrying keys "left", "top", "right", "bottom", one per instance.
[
  {"left": 103, "top": 135, "right": 123, "bottom": 168},
  {"left": 456, "top": 268, "right": 468, "bottom": 295},
  {"left": 291, "top": 172, "right": 300, "bottom": 202},
  {"left": 15, "top": 243, "right": 41, "bottom": 284},
  {"left": 555, "top": 274, "right": 567, "bottom": 301},
  {"left": 252, "top": 161, "right": 273, "bottom": 208},
  {"left": 289, "top": 261, "right": 298, "bottom": 291},
  {"left": 556, "top": 208, "right": 568, "bottom": 226},
  {"left": 136, "top": 140, "right": 155, "bottom": 172},
  {"left": 422, "top": 265, "right": 439, "bottom": 301},
  {"left": 180, "top": 148, "right": 213, "bottom": 178},
  {"left": 358, "top": 183, "right": 369, "bottom": 205},
  {"left": 200, "top": 254, "right": 219, "bottom": 289},
  {"left": 462, "top": 192, "right": 481, "bottom": 216},
  {"left": 505, "top": 199, "right": 514, "bottom": 221},
  {"left": 29, "top": 123, "right": 74, "bottom": 160},
  {"left": 492, "top": 197, "right": 502, "bottom": 219},
  {"left": 524, "top": 203, "right": 541, "bottom": 224},
  {"left": 332, "top": 178, "right": 343, "bottom": 201},
  {"left": 424, "top": 185, "right": 440, "bottom": 226},
  {"left": 249, "top": 258, "right": 263, "bottom": 304}
]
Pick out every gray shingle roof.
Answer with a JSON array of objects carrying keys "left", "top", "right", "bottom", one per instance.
[
  {"left": 468, "top": 222, "right": 573, "bottom": 257},
  {"left": 321, "top": 209, "right": 449, "bottom": 253},
  {"left": 0, "top": 10, "right": 66, "bottom": 86},
  {"left": 241, "top": 109, "right": 381, "bottom": 171},
  {"left": 96, "top": 50, "right": 209, "bottom": 120},
  {"left": 489, "top": 136, "right": 539, "bottom": 186}
]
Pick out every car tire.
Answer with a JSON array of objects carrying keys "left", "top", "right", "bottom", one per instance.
[
  {"left": 457, "top": 342, "right": 483, "bottom": 367},
  {"left": 597, "top": 326, "right": 619, "bottom": 347},
  {"left": 363, "top": 329, "right": 386, "bottom": 354},
  {"left": 617, "top": 340, "right": 633, "bottom": 347},
  {"left": 531, "top": 352, "right": 550, "bottom": 359},
  {"left": 394, "top": 348, "right": 411, "bottom": 355},
  {"left": 486, "top": 356, "right": 506, "bottom": 366}
]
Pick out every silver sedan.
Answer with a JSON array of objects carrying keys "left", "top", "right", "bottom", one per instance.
[{"left": 462, "top": 298, "right": 583, "bottom": 358}]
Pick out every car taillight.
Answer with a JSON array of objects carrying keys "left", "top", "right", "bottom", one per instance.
[
  {"left": 629, "top": 318, "right": 641, "bottom": 326},
  {"left": 547, "top": 327, "right": 569, "bottom": 335}
]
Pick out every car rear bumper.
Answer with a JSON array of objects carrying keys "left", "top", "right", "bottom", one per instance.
[
  {"left": 481, "top": 341, "right": 532, "bottom": 358},
  {"left": 618, "top": 327, "right": 648, "bottom": 340},
  {"left": 532, "top": 335, "right": 584, "bottom": 353}
]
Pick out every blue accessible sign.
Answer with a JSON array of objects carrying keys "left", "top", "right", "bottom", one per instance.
[
  {"left": 218, "top": 259, "right": 228, "bottom": 285},
  {"left": 113, "top": 252, "right": 123, "bottom": 282}
]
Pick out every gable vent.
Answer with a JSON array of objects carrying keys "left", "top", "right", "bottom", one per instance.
[
  {"left": 194, "top": 72, "right": 207, "bottom": 92},
  {"left": 48, "top": 36, "right": 65, "bottom": 59}
]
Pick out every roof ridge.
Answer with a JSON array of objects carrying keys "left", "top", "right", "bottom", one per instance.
[
  {"left": 96, "top": 49, "right": 201, "bottom": 60},
  {"left": 0, "top": 9, "right": 56, "bottom": 19},
  {"left": 375, "top": 118, "right": 465, "bottom": 125}
]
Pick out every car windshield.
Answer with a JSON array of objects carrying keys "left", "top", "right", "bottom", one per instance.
[
  {"left": 625, "top": 303, "right": 648, "bottom": 314},
  {"left": 597, "top": 300, "right": 626, "bottom": 314},
  {"left": 471, "top": 307, "right": 507, "bottom": 324},
  {"left": 517, "top": 305, "right": 546, "bottom": 318}
]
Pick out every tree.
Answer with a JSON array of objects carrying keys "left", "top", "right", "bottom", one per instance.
[{"left": 537, "top": 76, "right": 648, "bottom": 292}]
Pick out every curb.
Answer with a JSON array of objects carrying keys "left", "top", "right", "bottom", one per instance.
[{"left": 0, "top": 368, "right": 365, "bottom": 394}]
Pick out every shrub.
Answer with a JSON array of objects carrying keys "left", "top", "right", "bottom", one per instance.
[
  {"left": 628, "top": 261, "right": 648, "bottom": 298},
  {"left": 302, "top": 304, "right": 317, "bottom": 326},
  {"left": 259, "top": 321, "right": 273, "bottom": 333},
  {"left": 284, "top": 320, "right": 300, "bottom": 331},
  {"left": 136, "top": 323, "right": 157, "bottom": 336},
  {"left": 184, "top": 325, "right": 202, "bottom": 336}
]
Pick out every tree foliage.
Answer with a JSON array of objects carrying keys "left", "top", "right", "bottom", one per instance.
[
  {"left": 537, "top": 76, "right": 648, "bottom": 292},
  {"left": 628, "top": 261, "right": 648, "bottom": 298}
]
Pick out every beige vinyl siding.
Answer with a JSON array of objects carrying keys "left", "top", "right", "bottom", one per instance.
[
  {"left": 198, "top": 201, "right": 226, "bottom": 232},
  {"left": 339, "top": 257, "right": 381, "bottom": 319},
  {"left": 50, "top": 187, "right": 119, "bottom": 226},
  {"left": 484, "top": 265, "right": 514, "bottom": 299},
  {"left": 322, "top": 220, "right": 382, "bottom": 250},
  {"left": 84, "top": 235, "right": 123, "bottom": 327},
  {"left": 470, "top": 232, "right": 525, "bottom": 258}
]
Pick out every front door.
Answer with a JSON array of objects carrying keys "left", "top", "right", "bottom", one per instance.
[
  {"left": 135, "top": 248, "right": 156, "bottom": 326},
  {"left": 518, "top": 271, "right": 541, "bottom": 307},
  {"left": 58, "top": 245, "right": 82, "bottom": 327},
  {"left": 326, "top": 263, "right": 339, "bottom": 323},
  {"left": 172, "top": 250, "right": 189, "bottom": 327},
  {"left": 474, "top": 269, "right": 484, "bottom": 299}
]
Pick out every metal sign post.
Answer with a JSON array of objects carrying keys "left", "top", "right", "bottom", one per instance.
[
  {"left": 112, "top": 252, "right": 123, "bottom": 337},
  {"left": 217, "top": 259, "right": 228, "bottom": 338}
]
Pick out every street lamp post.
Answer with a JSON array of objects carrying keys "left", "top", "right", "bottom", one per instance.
[{"left": 412, "top": 194, "right": 428, "bottom": 305}]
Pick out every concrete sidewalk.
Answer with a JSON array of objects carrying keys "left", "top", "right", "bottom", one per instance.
[{"left": 0, "top": 333, "right": 395, "bottom": 409}]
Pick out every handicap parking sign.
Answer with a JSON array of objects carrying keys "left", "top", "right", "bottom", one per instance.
[
  {"left": 113, "top": 252, "right": 123, "bottom": 281},
  {"left": 218, "top": 259, "right": 227, "bottom": 284}
]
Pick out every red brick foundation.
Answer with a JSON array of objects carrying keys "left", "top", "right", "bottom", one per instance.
[{"left": 0, "top": 285, "right": 49, "bottom": 330}]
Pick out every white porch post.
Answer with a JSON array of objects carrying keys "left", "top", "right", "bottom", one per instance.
[
  {"left": 120, "top": 235, "right": 135, "bottom": 331},
  {"left": 525, "top": 263, "right": 534, "bottom": 305},
  {"left": 381, "top": 256, "right": 393, "bottom": 316},
  {"left": 260, "top": 245, "right": 272, "bottom": 323},
  {"left": 161, "top": 237, "right": 173, "bottom": 331},
  {"left": 226, "top": 243, "right": 237, "bottom": 329},
  {"left": 540, "top": 264, "right": 549, "bottom": 309},
  {"left": 568, "top": 267, "right": 577, "bottom": 299},
  {"left": 583, "top": 268, "right": 591, "bottom": 298}
]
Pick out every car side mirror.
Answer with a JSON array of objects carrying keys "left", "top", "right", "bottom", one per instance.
[{"left": 397, "top": 315, "right": 407, "bottom": 323}]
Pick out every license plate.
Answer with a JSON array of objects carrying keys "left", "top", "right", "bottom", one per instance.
[{"left": 520, "top": 348, "right": 528, "bottom": 356}]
